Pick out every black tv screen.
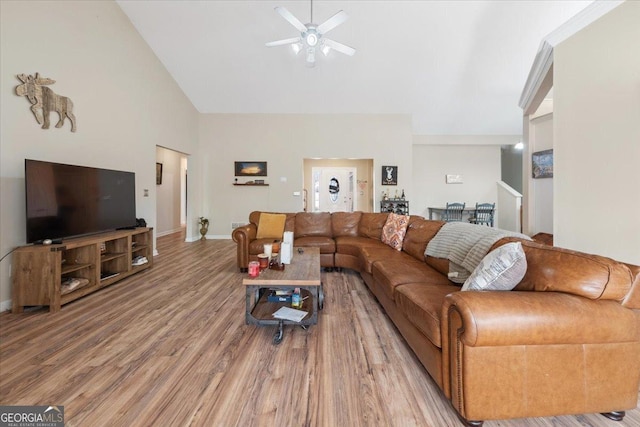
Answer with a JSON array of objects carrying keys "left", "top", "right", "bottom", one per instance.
[{"left": 25, "top": 159, "right": 137, "bottom": 243}]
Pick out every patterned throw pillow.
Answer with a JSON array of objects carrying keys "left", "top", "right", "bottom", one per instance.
[
  {"left": 461, "top": 242, "right": 527, "bottom": 291},
  {"left": 381, "top": 213, "right": 410, "bottom": 251},
  {"left": 256, "top": 213, "right": 286, "bottom": 239}
]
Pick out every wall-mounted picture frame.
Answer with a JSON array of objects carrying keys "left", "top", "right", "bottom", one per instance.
[
  {"left": 532, "top": 149, "right": 553, "bottom": 178},
  {"left": 156, "top": 162, "right": 163, "bottom": 185},
  {"left": 382, "top": 166, "right": 398, "bottom": 185},
  {"left": 235, "top": 161, "right": 267, "bottom": 177}
]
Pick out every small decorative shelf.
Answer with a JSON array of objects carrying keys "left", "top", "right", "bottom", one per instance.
[
  {"left": 233, "top": 183, "right": 269, "bottom": 186},
  {"left": 381, "top": 199, "right": 409, "bottom": 215}
]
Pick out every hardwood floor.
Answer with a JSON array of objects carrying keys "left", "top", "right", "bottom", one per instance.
[{"left": 1, "top": 232, "right": 638, "bottom": 426}]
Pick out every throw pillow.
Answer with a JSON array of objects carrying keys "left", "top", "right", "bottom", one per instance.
[
  {"left": 381, "top": 213, "right": 410, "bottom": 251},
  {"left": 256, "top": 213, "right": 286, "bottom": 239},
  {"left": 461, "top": 242, "right": 527, "bottom": 291}
]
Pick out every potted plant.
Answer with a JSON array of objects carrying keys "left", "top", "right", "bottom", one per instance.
[{"left": 198, "top": 217, "right": 209, "bottom": 240}]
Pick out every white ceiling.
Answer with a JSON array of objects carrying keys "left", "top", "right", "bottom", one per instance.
[{"left": 116, "top": 0, "right": 592, "bottom": 135}]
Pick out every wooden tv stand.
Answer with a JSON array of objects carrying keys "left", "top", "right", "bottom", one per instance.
[{"left": 11, "top": 228, "right": 153, "bottom": 313}]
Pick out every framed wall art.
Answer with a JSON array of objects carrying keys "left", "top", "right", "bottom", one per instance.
[
  {"left": 234, "top": 161, "right": 267, "bottom": 177},
  {"left": 382, "top": 166, "right": 397, "bottom": 185},
  {"left": 532, "top": 149, "right": 553, "bottom": 178}
]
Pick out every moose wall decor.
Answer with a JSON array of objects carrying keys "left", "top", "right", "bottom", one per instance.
[{"left": 15, "top": 73, "right": 77, "bottom": 132}]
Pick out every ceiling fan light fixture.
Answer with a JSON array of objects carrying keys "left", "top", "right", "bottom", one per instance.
[
  {"left": 306, "top": 47, "right": 316, "bottom": 64},
  {"left": 305, "top": 32, "right": 318, "bottom": 47},
  {"left": 267, "top": 3, "right": 355, "bottom": 66}
]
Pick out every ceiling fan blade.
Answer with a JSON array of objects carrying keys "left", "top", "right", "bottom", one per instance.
[
  {"left": 323, "top": 38, "right": 356, "bottom": 56},
  {"left": 275, "top": 6, "right": 308, "bottom": 33},
  {"left": 265, "top": 37, "right": 301, "bottom": 47},
  {"left": 316, "top": 10, "right": 348, "bottom": 35}
]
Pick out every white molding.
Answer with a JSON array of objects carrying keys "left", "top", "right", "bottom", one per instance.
[
  {"left": 497, "top": 180, "right": 523, "bottom": 198},
  {"left": 0, "top": 299, "right": 12, "bottom": 313},
  {"left": 210, "top": 235, "right": 232, "bottom": 240},
  {"left": 184, "top": 235, "right": 232, "bottom": 242},
  {"left": 156, "top": 227, "right": 184, "bottom": 238},
  {"left": 519, "top": 0, "right": 624, "bottom": 112},
  {"left": 518, "top": 42, "right": 554, "bottom": 111}
]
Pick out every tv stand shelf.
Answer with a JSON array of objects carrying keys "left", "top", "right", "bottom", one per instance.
[{"left": 11, "top": 228, "right": 153, "bottom": 313}]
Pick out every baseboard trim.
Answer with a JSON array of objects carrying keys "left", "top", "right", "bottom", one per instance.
[
  {"left": 0, "top": 299, "right": 12, "bottom": 313},
  {"left": 156, "top": 228, "right": 184, "bottom": 238},
  {"left": 184, "top": 235, "right": 232, "bottom": 242}
]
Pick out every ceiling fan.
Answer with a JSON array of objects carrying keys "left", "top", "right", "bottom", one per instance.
[{"left": 266, "top": 0, "right": 356, "bottom": 67}]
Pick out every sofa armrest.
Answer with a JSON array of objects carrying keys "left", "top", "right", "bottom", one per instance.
[
  {"left": 232, "top": 223, "right": 256, "bottom": 270},
  {"left": 441, "top": 291, "right": 640, "bottom": 420},
  {"left": 442, "top": 291, "right": 638, "bottom": 347}
]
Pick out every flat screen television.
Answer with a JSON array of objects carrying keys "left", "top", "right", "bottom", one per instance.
[{"left": 25, "top": 159, "right": 137, "bottom": 243}]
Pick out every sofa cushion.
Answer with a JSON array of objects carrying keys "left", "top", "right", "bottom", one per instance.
[
  {"left": 331, "top": 212, "right": 362, "bottom": 237},
  {"left": 403, "top": 218, "right": 446, "bottom": 261},
  {"left": 256, "top": 213, "right": 286, "bottom": 239},
  {"left": 294, "top": 236, "right": 336, "bottom": 254},
  {"left": 495, "top": 238, "right": 634, "bottom": 301},
  {"left": 425, "top": 255, "right": 451, "bottom": 277},
  {"left": 358, "top": 245, "right": 409, "bottom": 274},
  {"left": 461, "top": 242, "right": 527, "bottom": 291},
  {"left": 335, "top": 236, "right": 387, "bottom": 257},
  {"left": 395, "top": 283, "right": 461, "bottom": 348},
  {"left": 358, "top": 213, "right": 389, "bottom": 240},
  {"left": 381, "top": 213, "right": 410, "bottom": 251},
  {"left": 295, "top": 212, "right": 332, "bottom": 237},
  {"left": 372, "top": 258, "right": 452, "bottom": 301}
]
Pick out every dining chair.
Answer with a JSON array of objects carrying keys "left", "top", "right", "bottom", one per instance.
[
  {"left": 443, "top": 202, "right": 465, "bottom": 222},
  {"left": 469, "top": 202, "right": 495, "bottom": 226}
]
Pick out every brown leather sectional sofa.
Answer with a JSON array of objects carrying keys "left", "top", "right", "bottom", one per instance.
[{"left": 232, "top": 211, "right": 640, "bottom": 425}]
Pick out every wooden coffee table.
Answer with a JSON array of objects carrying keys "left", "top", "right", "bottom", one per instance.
[{"left": 244, "top": 247, "right": 324, "bottom": 344}]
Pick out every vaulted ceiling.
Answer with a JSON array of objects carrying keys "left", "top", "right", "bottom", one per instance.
[{"left": 116, "top": 0, "right": 592, "bottom": 135}]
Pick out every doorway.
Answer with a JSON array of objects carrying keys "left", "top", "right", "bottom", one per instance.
[
  {"left": 156, "top": 146, "right": 188, "bottom": 237},
  {"left": 312, "top": 167, "right": 356, "bottom": 213},
  {"left": 303, "top": 158, "right": 373, "bottom": 212}
]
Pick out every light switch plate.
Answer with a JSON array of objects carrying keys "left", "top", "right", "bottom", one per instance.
[{"left": 446, "top": 174, "right": 463, "bottom": 184}]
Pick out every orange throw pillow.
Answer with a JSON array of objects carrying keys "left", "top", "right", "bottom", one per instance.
[{"left": 256, "top": 213, "right": 286, "bottom": 239}]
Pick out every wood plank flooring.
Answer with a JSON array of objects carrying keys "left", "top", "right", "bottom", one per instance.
[{"left": 1, "top": 232, "right": 638, "bottom": 426}]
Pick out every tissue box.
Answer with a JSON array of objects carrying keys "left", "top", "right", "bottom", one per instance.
[
  {"left": 280, "top": 242, "right": 293, "bottom": 264},
  {"left": 283, "top": 231, "right": 294, "bottom": 244}
]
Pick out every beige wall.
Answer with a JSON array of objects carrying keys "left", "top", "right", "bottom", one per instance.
[
  {"left": 412, "top": 135, "right": 517, "bottom": 221},
  {"left": 554, "top": 0, "right": 640, "bottom": 264},
  {"left": 198, "top": 114, "right": 412, "bottom": 237},
  {"left": 0, "top": 0, "right": 199, "bottom": 309}
]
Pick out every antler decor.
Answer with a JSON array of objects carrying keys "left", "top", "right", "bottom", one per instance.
[{"left": 15, "top": 73, "right": 77, "bottom": 132}]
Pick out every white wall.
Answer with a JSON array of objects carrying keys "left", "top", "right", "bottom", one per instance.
[
  {"left": 497, "top": 181, "right": 522, "bottom": 233},
  {"left": 0, "top": 0, "right": 198, "bottom": 310},
  {"left": 554, "top": 0, "right": 640, "bottom": 264},
  {"left": 156, "top": 146, "right": 186, "bottom": 237},
  {"left": 412, "top": 135, "right": 517, "bottom": 221},
  {"left": 198, "top": 114, "right": 413, "bottom": 237},
  {"left": 529, "top": 113, "right": 554, "bottom": 235}
]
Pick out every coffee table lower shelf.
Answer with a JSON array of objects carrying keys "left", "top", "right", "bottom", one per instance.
[{"left": 245, "top": 285, "right": 324, "bottom": 344}]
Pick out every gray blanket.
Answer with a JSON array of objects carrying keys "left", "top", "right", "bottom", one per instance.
[{"left": 425, "top": 222, "right": 531, "bottom": 283}]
